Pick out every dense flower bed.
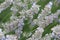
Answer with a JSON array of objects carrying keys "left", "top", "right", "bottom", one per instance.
[{"left": 0, "top": 0, "right": 60, "bottom": 40}]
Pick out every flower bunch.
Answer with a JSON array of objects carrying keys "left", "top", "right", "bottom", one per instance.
[{"left": 0, "top": 0, "right": 60, "bottom": 40}]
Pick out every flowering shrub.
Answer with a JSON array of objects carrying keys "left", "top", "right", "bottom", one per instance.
[{"left": 0, "top": 0, "right": 60, "bottom": 40}]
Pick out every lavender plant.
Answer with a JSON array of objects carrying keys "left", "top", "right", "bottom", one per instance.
[{"left": 0, "top": 0, "right": 60, "bottom": 40}]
